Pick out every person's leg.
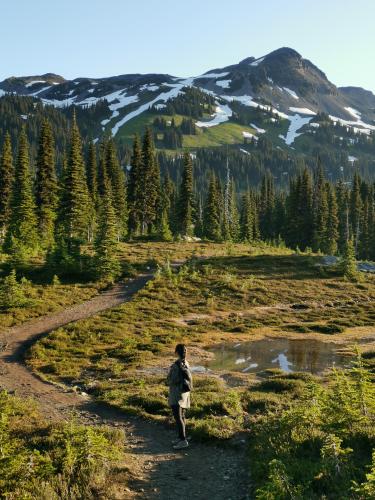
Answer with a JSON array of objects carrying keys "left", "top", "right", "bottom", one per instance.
[
  {"left": 181, "top": 407, "right": 186, "bottom": 429},
  {"left": 171, "top": 405, "right": 186, "bottom": 440}
]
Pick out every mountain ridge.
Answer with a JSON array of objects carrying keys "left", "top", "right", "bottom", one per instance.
[{"left": 1, "top": 47, "right": 374, "bottom": 151}]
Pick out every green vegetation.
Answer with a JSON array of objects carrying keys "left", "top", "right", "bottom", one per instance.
[
  {"left": 29, "top": 246, "right": 375, "bottom": 430},
  {"left": 0, "top": 390, "right": 125, "bottom": 499},
  {"left": 251, "top": 360, "right": 375, "bottom": 499}
]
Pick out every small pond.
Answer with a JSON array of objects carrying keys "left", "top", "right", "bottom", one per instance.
[{"left": 193, "top": 338, "right": 362, "bottom": 375}]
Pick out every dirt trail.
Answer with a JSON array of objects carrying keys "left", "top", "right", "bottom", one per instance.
[{"left": 0, "top": 271, "right": 250, "bottom": 500}]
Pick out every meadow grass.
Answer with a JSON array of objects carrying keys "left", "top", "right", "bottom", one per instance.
[{"left": 28, "top": 243, "right": 375, "bottom": 442}]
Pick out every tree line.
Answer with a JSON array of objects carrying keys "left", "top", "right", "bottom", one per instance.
[{"left": 0, "top": 118, "right": 374, "bottom": 281}]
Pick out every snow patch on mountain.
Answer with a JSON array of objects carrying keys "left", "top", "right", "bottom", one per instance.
[
  {"left": 250, "top": 123, "right": 266, "bottom": 134},
  {"left": 25, "top": 80, "right": 46, "bottom": 87},
  {"left": 216, "top": 79, "right": 231, "bottom": 89},
  {"left": 31, "top": 85, "right": 52, "bottom": 96},
  {"left": 196, "top": 104, "right": 232, "bottom": 127},
  {"left": 250, "top": 57, "right": 265, "bottom": 67},
  {"left": 197, "top": 71, "right": 230, "bottom": 79},
  {"left": 110, "top": 84, "right": 187, "bottom": 135},
  {"left": 243, "top": 131, "right": 258, "bottom": 139},
  {"left": 280, "top": 114, "right": 314, "bottom": 145},
  {"left": 329, "top": 114, "right": 375, "bottom": 135},
  {"left": 283, "top": 87, "right": 299, "bottom": 100},
  {"left": 345, "top": 107, "right": 362, "bottom": 120},
  {"left": 289, "top": 107, "right": 316, "bottom": 115},
  {"left": 348, "top": 155, "right": 358, "bottom": 163},
  {"left": 140, "top": 84, "right": 159, "bottom": 92}
]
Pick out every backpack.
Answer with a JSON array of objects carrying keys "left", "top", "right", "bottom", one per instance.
[{"left": 178, "top": 361, "right": 192, "bottom": 393}]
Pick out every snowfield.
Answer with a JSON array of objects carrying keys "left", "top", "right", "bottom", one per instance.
[
  {"left": 250, "top": 57, "right": 265, "bottom": 66},
  {"left": 289, "top": 107, "right": 316, "bottom": 115},
  {"left": 197, "top": 71, "right": 230, "bottom": 79},
  {"left": 345, "top": 107, "right": 362, "bottom": 120},
  {"left": 216, "top": 79, "right": 231, "bottom": 89},
  {"left": 195, "top": 104, "right": 233, "bottom": 127},
  {"left": 243, "top": 131, "right": 258, "bottom": 140},
  {"left": 280, "top": 114, "right": 315, "bottom": 145},
  {"left": 283, "top": 87, "right": 299, "bottom": 100},
  {"left": 25, "top": 80, "right": 46, "bottom": 87},
  {"left": 250, "top": 123, "right": 266, "bottom": 134},
  {"left": 329, "top": 114, "right": 375, "bottom": 135}
]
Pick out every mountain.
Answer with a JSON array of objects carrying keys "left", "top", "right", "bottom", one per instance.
[{"left": 1, "top": 47, "right": 375, "bottom": 186}]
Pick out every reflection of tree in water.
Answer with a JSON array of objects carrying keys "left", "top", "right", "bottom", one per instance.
[
  {"left": 288, "top": 341, "right": 321, "bottom": 373},
  {"left": 206, "top": 338, "right": 349, "bottom": 374}
]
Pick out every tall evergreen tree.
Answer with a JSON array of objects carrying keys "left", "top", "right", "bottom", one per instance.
[
  {"left": 0, "top": 133, "right": 14, "bottom": 243},
  {"left": 95, "top": 183, "right": 120, "bottom": 282},
  {"left": 106, "top": 139, "right": 128, "bottom": 240},
  {"left": 163, "top": 173, "right": 178, "bottom": 235},
  {"left": 6, "top": 127, "right": 38, "bottom": 258},
  {"left": 86, "top": 141, "right": 98, "bottom": 207},
  {"left": 204, "top": 172, "right": 222, "bottom": 241},
  {"left": 240, "top": 192, "right": 253, "bottom": 242},
  {"left": 140, "top": 129, "right": 160, "bottom": 234},
  {"left": 127, "top": 135, "right": 142, "bottom": 235},
  {"left": 177, "top": 152, "right": 194, "bottom": 237},
  {"left": 57, "top": 114, "right": 90, "bottom": 253},
  {"left": 312, "top": 162, "right": 328, "bottom": 252},
  {"left": 350, "top": 172, "right": 363, "bottom": 253},
  {"left": 35, "top": 119, "right": 58, "bottom": 251},
  {"left": 324, "top": 183, "right": 339, "bottom": 255},
  {"left": 259, "top": 172, "right": 275, "bottom": 240},
  {"left": 97, "top": 138, "right": 109, "bottom": 198},
  {"left": 336, "top": 180, "right": 350, "bottom": 254}
]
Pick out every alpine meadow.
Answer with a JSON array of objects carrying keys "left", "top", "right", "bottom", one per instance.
[{"left": 1, "top": 1, "right": 375, "bottom": 499}]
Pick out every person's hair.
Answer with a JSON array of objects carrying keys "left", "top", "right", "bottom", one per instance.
[{"left": 175, "top": 343, "right": 187, "bottom": 360}]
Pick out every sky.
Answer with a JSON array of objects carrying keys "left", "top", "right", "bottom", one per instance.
[{"left": 1, "top": 0, "right": 374, "bottom": 92}]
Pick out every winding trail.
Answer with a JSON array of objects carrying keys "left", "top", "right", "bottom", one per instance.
[{"left": 0, "top": 271, "right": 250, "bottom": 500}]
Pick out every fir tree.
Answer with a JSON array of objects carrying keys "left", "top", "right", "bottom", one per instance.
[
  {"left": 94, "top": 184, "right": 121, "bottom": 282},
  {"left": 140, "top": 129, "right": 160, "bottom": 234},
  {"left": 341, "top": 238, "right": 359, "bottom": 281},
  {"left": 97, "top": 138, "right": 109, "bottom": 198},
  {"left": 57, "top": 113, "right": 90, "bottom": 254},
  {"left": 35, "top": 119, "right": 58, "bottom": 251},
  {"left": 163, "top": 173, "right": 178, "bottom": 234},
  {"left": 106, "top": 139, "right": 128, "bottom": 240},
  {"left": 6, "top": 127, "right": 38, "bottom": 259},
  {"left": 177, "top": 152, "right": 194, "bottom": 237},
  {"left": 203, "top": 173, "right": 222, "bottom": 241},
  {"left": 324, "top": 183, "right": 339, "bottom": 255},
  {"left": 127, "top": 135, "right": 142, "bottom": 235},
  {"left": 312, "top": 162, "right": 328, "bottom": 252},
  {"left": 86, "top": 141, "right": 98, "bottom": 207},
  {"left": 240, "top": 193, "right": 253, "bottom": 242},
  {"left": 0, "top": 269, "right": 27, "bottom": 310},
  {"left": 158, "top": 207, "right": 173, "bottom": 241},
  {"left": 0, "top": 133, "right": 14, "bottom": 243},
  {"left": 350, "top": 172, "right": 363, "bottom": 253},
  {"left": 259, "top": 172, "right": 275, "bottom": 240},
  {"left": 359, "top": 190, "right": 374, "bottom": 260},
  {"left": 336, "top": 180, "right": 350, "bottom": 254}
]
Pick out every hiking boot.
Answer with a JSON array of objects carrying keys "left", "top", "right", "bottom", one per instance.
[
  {"left": 173, "top": 439, "right": 189, "bottom": 449},
  {"left": 172, "top": 436, "right": 191, "bottom": 444}
]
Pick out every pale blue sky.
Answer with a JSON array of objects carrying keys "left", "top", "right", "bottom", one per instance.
[{"left": 1, "top": 0, "right": 374, "bottom": 91}]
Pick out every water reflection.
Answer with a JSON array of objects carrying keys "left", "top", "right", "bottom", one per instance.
[{"left": 203, "top": 338, "right": 353, "bottom": 374}]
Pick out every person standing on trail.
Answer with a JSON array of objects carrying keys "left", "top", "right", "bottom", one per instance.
[{"left": 167, "top": 343, "right": 193, "bottom": 450}]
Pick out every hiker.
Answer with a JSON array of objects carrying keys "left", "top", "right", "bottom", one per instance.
[{"left": 167, "top": 343, "right": 193, "bottom": 449}]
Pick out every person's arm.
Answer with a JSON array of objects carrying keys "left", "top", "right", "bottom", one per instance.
[{"left": 168, "top": 363, "right": 181, "bottom": 385}]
